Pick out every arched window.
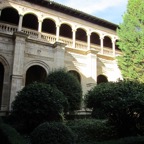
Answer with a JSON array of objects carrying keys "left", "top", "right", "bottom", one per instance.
[
  {"left": 25, "top": 65, "right": 47, "bottom": 85},
  {"left": 97, "top": 75, "right": 108, "bottom": 84}
]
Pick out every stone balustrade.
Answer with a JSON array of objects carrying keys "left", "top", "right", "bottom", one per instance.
[{"left": 0, "top": 22, "right": 119, "bottom": 56}]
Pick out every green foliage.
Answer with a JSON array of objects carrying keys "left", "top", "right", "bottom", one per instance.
[
  {"left": 10, "top": 82, "right": 68, "bottom": 133},
  {"left": 67, "top": 119, "right": 117, "bottom": 143},
  {"left": 45, "top": 68, "right": 82, "bottom": 112},
  {"left": 117, "top": 0, "right": 144, "bottom": 82},
  {"left": 30, "top": 122, "right": 75, "bottom": 144},
  {"left": 98, "top": 136, "right": 144, "bottom": 144},
  {"left": 0, "top": 121, "right": 26, "bottom": 144},
  {"left": 85, "top": 80, "right": 144, "bottom": 137}
]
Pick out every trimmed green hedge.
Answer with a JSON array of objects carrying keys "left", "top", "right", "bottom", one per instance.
[
  {"left": 0, "top": 117, "right": 26, "bottom": 144},
  {"left": 101, "top": 136, "right": 144, "bottom": 144},
  {"left": 77, "top": 136, "right": 144, "bottom": 144},
  {"left": 31, "top": 122, "right": 75, "bottom": 144},
  {"left": 67, "top": 119, "right": 117, "bottom": 143}
]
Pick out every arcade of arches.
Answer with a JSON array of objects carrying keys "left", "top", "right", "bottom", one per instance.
[{"left": 0, "top": 7, "right": 119, "bottom": 50}]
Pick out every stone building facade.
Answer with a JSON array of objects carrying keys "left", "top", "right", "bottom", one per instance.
[{"left": 0, "top": 0, "right": 122, "bottom": 113}]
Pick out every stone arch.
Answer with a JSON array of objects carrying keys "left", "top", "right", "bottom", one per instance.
[
  {"left": 68, "top": 70, "right": 81, "bottom": 83},
  {"left": 76, "top": 28, "right": 87, "bottom": 42},
  {"left": 25, "top": 65, "right": 47, "bottom": 85},
  {"left": 0, "top": 56, "right": 10, "bottom": 110},
  {"left": 0, "top": 7, "right": 19, "bottom": 25},
  {"left": 42, "top": 18, "right": 56, "bottom": 34},
  {"left": 22, "top": 13, "right": 38, "bottom": 30},
  {"left": 0, "top": 62, "right": 4, "bottom": 108},
  {"left": 60, "top": 22, "right": 72, "bottom": 28},
  {"left": 25, "top": 60, "right": 49, "bottom": 85},
  {"left": 103, "top": 35, "right": 112, "bottom": 48},
  {"left": 60, "top": 23, "right": 72, "bottom": 38},
  {"left": 91, "top": 32, "right": 100, "bottom": 45},
  {"left": 97, "top": 74, "right": 108, "bottom": 84}
]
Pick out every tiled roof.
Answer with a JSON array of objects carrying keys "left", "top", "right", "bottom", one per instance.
[{"left": 24, "top": 0, "right": 118, "bottom": 30}]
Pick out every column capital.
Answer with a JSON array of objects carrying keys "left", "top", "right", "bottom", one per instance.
[
  {"left": 18, "top": 12, "right": 24, "bottom": 16},
  {"left": 56, "top": 24, "right": 60, "bottom": 28},
  {"left": 112, "top": 37, "right": 117, "bottom": 43},
  {"left": 38, "top": 19, "right": 43, "bottom": 23},
  {"left": 100, "top": 33, "right": 105, "bottom": 39},
  {"left": 72, "top": 28, "right": 77, "bottom": 32},
  {"left": 87, "top": 32, "right": 91, "bottom": 36}
]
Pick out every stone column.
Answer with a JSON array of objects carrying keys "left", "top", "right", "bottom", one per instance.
[
  {"left": 18, "top": 15, "right": 23, "bottom": 31},
  {"left": 100, "top": 35, "right": 104, "bottom": 54},
  {"left": 56, "top": 25, "right": 60, "bottom": 41},
  {"left": 38, "top": 20, "right": 42, "bottom": 39},
  {"left": 72, "top": 29, "right": 76, "bottom": 48},
  {"left": 112, "top": 38, "right": 116, "bottom": 56},
  {"left": 9, "top": 32, "right": 28, "bottom": 109},
  {"left": 87, "top": 33, "right": 91, "bottom": 50},
  {"left": 53, "top": 41, "right": 66, "bottom": 68}
]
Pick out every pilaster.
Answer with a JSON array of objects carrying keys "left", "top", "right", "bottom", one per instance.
[
  {"left": 9, "top": 32, "right": 28, "bottom": 109},
  {"left": 86, "top": 49, "right": 99, "bottom": 89},
  {"left": 53, "top": 41, "right": 66, "bottom": 68}
]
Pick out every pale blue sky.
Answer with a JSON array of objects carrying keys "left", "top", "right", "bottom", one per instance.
[{"left": 53, "top": 0, "right": 128, "bottom": 25}]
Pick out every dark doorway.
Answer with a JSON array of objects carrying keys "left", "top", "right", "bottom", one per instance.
[
  {"left": 97, "top": 75, "right": 108, "bottom": 84},
  {"left": 25, "top": 65, "right": 47, "bottom": 85}
]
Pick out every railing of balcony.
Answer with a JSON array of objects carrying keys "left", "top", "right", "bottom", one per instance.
[
  {"left": 41, "top": 32, "right": 56, "bottom": 43},
  {"left": 0, "top": 22, "right": 17, "bottom": 34},
  {"left": 0, "top": 22, "right": 120, "bottom": 57}
]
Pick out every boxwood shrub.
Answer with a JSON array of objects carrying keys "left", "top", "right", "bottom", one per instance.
[
  {"left": 66, "top": 119, "right": 117, "bottom": 143},
  {"left": 0, "top": 119, "right": 26, "bottom": 144},
  {"left": 30, "top": 122, "right": 75, "bottom": 144},
  {"left": 99, "top": 136, "right": 144, "bottom": 144}
]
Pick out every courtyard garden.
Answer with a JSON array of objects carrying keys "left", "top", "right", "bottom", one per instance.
[{"left": 1, "top": 69, "right": 144, "bottom": 144}]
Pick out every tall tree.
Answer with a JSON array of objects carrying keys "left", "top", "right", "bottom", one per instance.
[{"left": 117, "top": 0, "right": 144, "bottom": 83}]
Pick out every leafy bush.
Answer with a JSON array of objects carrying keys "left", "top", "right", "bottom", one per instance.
[
  {"left": 10, "top": 82, "right": 68, "bottom": 133},
  {"left": 0, "top": 121, "right": 26, "bottom": 144},
  {"left": 67, "top": 119, "right": 117, "bottom": 143},
  {"left": 99, "top": 136, "right": 144, "bottom": 144},
  {"left": 85, "top": 80, "right": 144, "bottom": 137},
  {"left": 45, "top": 68, "right": 82, "bottom": 112},
  {"left": 30, "top": 122, "right": 75, "bottom": 144}
]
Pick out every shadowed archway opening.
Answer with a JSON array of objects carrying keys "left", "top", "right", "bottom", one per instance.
[
  {"left": 97, "top": 75, "right": 108, "bottom": 84},
  {"left": 68, "top": 70, "right": 81, "bottom": 83},
  {"left": 0, "top": 7, "right": 19, "bottom": 25},
  {"left": 0, "top": 63, "right": 4, "bottom": 109},
  {"left": 25, "top": 65, "right": 47, "bottom": 85},
  {"left": 91, "top": 32, "right": 100, "bottom": 45},
  {"left": 23, "top": 14, "right": 38, "bottom": 30},
  {"left": 60, "top": 24, "right": 72, "bottom": 38},
  {"left": 103, "top": 36, "right": 112, "bottom": 48},
  {"left": 76, "top": 28, "right": 87, "bottom": 42},
  {"left": 42, "top": 19, "right": 56, "bottom": 34}
]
